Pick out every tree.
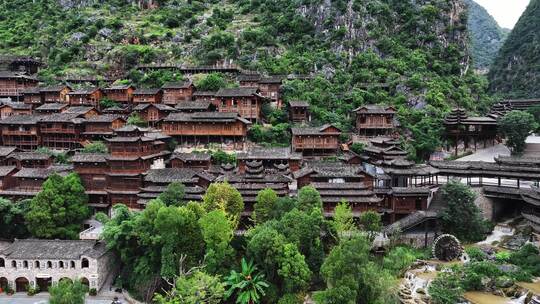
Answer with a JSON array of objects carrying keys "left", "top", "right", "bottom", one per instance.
[
  {"left": 359, "top": 210, "right": 382, "bottom": 243},
  {"left": 277, "top": 243, "right": 312, "bottom": 294},
  {"left": 196, "top": 73, "right": 228, "bottom": 91},
  {"left": 49, "top": 280, "right": 88, "bottom": 304},
  {"left": 154, "top": 270, "right": 225, "bottom": 304},
  {"left": 499, "top": 110, "right": 537, "bottom": 154},
  {"left": 314, "top": 236, "right": 396, "bottom": 304},
  {"left": 297, "top": 186, "right": 322, "bottom": 212},
  {"left": 225, "top": 258, "right": 270, "bottom": 304},
  {"left": 127, "top": 113, "right": 148, "bottom": 127},
  {"left": 332, "top": 200, "right": 357, "bottom": 240},
  {"left": 25, "top": 173, "right": 90, "bottom": 239},
  {"left": 0, "top": 198, "right": 29, "bottom": 239},
  {"left": 199, "top": 210, "right": 235, "bottom": 274},
  {"left": 253, "top": 188, "right": 278, "bottom": 224},
  {"left": 203, "top": 182, "right": 244, "bottom": 225},
  {"left": 158, "top": 182, "right": 186, "bottom": 206},
  {"left": 81, "top": 141, "right": 108, "bottom": 153},
  {"left": 350, "top": 142, "right": 365, "bottom": 155},
  {"left": 440, "top": 181, "right": 490, "bottom": 242}
]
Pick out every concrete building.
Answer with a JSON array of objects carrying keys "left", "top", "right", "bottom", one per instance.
[{"left": 0, "top": 239, "right": 115, "bottom": 292}]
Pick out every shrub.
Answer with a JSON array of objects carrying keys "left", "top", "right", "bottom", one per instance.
[
  {"left": 89, "top": 288, "right": 97, "bottom": 296},
  {"left": 466, "top": 247, "right": 487, "bottom": 262}
]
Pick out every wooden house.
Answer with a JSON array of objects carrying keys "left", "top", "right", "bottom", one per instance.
[
  {"left": 389, "top": 188, "right": 431, "bottom": 222},
  {"left": 293, "top": 161, "right": 385, "bottom": 218},
  {"left": 0, "top": 114, "right": 41, "bottom": 150},
  {"left": 22, "top": 87, "right": 42, "bottom": 106},
  {"left": 291, "top": 124, "right": 341, "bottom": 156},
  {"left": 237, "top": 147, "right": 302, "bottom": 174},
  {"left": 215, "top": 87, "right": 264, "bottom": 122},
  {"left": 38, "top": 113, "right": 86, "bottom": 150},
  {"left": 137, "top": 168, "right": 213, "bottom": 205},
  {"left": 0, "top": 56, "right": 42, "bottom": 74},
  {"left": 162, "top": 81, "right": 194, "bottom": 105},
  {"left": 288, "top": 100, "right": 310, "bottom": 123},
  {"left": 0, "top": 71, "right": 38, "bottom": 100},
  {"left": 0, "top": 165, "right": 71, "bottom": 199},
  {"left": 0, "top": 146, "right": 18, "bottom": 165},
  {"left": 237, "top": 74, "right": 261, "bottom": 87},
  {"left": 71, "top": 153, "right": 109, "bottom": 210},
  {"left": 64, "top": 106, "right": 99, "bottom": 119},
  {"left": 192, "top": 91, "right": 217, "bottom": 105},
  {"left": 104, "top": 127, "right": 170, "bottom": 208},
  {"left": 102, "top": 85, "right": 135, "bottom": 105},
  {"left": 353, "top": 105, "right": 397, "bottom": 137},
  {"left": 132, "top": 103, "right": 175, "bottom": 126},
  {"left": 6, "top": 152, "right": 53, "bottom": 169},
  {"left": 82, "top": 114, "right": 126, "bottom": 140},
  {"left": 34, "top": 103, "right": 69, "bottom": 114},
  {"left": 67, "top": 87, "right": 103, "bottom": 107},
  {"left": 41, "top": 85, "right": 71, "bottom": 103},
  {"left": 0, "top": 165, "right": 18, "bottom": 190},
  {"left": 161, "top": 112, "right": 251, "bottom": 148},
  {"left": 169, "top": 153, "right": 212, "bottom": 170},
  {"left": 258, "top": 76, "right": 283, "bottom": 108},
  {"left": 0, "top": 102, "right": 32, "bottom": 118},
  {"left": 132, "top": 88, "right": 163, "bottom": 104}
]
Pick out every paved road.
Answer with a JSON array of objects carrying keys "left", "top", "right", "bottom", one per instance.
[
  {"left": 0, "top": 294, "right": 121, "bottom": 304},
  {"left": 456, "top": 143, "right": 510, "bottom": 162}
]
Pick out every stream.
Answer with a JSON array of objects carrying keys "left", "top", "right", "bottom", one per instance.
[{"left": 399, "top": 222, "right": 540, "bottom": 304}]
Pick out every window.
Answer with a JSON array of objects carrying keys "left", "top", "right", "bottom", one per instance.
[
  {"left": 23, "top": 261, "right": 28, "bottom": 268},
  {"left": 59, "top": 261, "right": 64, "bottom": 268},
  {"left": 70, "top": 261, "right": 75, "bottom": 269},
  {"left": 81, "top": 258, "right": 89, "bottom": 268},
  {"left": 35, "top": 261, "right": 40, "bottom": 268},
  {"left": 0, "top": 258, "right": 4, "bottom": 267},
  {"left": 11, "top": 261, "right": 16, "bottom": 268},
  {"left": 47, "top": 261, "right": 52, "bottom": 269}
]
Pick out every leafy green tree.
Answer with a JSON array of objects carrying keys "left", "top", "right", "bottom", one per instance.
[
  {"left": 225, "top": 258, "right": 270, "bottom": 304},
  {"left": 382, "top": 246, "right": 418, "bottom": 276},
  {"left": 350, "top": 142, "right": 365, "bottom": 155},
  {"left": 253, "top": 188, "right": 278, "bottom": 224},
  {"left": 81, "top": 141, "right": 108, "bottom": 153},
  {"left": 199, "top": 210, "right": 235, "bottom": 274},
  {"left": 203, "top": 182, "right": 244, "bottom": 225},
  {"left": 277, "top": 243, "right": 312, "bottom": 294},
  {"left": 127, "top": 113, "right": 148, "bottom": 127},
  {"left": 154, "top": 271, "right": 225, "bottom": 304},
  {"left": 332, "top": 200, "right": 357, "bottom": 240},
  {"left": 0, "top": 198, "right": 29, "bottom": 239},
  {"left": 158, "top": 182, "right": 186, "bottom": 206},
  {"left": 440, "top": 181, "right": 490, "bottom": 242},
  {"left": 428, "top": 270, "right": 463, "bottom": 304},
  {"left": 25, "top": 173, "right": 90, "bottom": 239},
  {"left": 49, "top": 280, "right": 88, "bottom": 304},
  {"left": 499, "top": 110, "right": 537, "bottom": 154},
  {"left": 195, "top": 73, "right": 228, "bottom": 91},
  {"left": 99, "top": 98, "right": 119, "bottom": 109},
  {"left": 297, "top": 186, "right": 323, "bottom": 212},
  {"left": 359, "top": 210, "right": 382, "bottom": 243},
  {"left": 211, "top": 150, "right": 237, "bottom": 165},
  {"left": 314, "top": 235, "right": 396, "bottom": 304},
  {"left": 247, "top": 225, "right": 288, "bottom": 282}
]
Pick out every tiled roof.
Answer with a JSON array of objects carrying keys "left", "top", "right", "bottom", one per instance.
[
  {"left": 0, "top": 166, "right": 16, "bottom": 177},
  {"left": 71, "top": 153, "right": 108, "bottom": 163},
  {"left": 9, "top": 152, "right": 51, "bottom": 161},
  {"left": 0, "top": 146, "right": 17, "bottom": 157},
  {"left": 68, "top": 87, "right": 99, "bottom": 95},
  {"left": 175, "top": 101, "right": 213, "bottom": 110},
  {"left": 0, "top": 102, "right": 32, "bottom": 110},
  {"left": 237, "top": 74, "right": 261, "bottom": 82},
  {"left": 86, "top": 114, "right": 125, "bottom": 123},
  {"left": 193, "top": 91, "right": 217, "bottom": 97},
  {"left": 353, "top": 104, "right": 396, "bottom": 114},
  {"left": 162, "top": 81, "right": 192, "bottom": 89},
  {"left": 145, "top": 168, "right": 212, "bottom": 183},
  {"left": 64, "top": 106, "right": 95, "bottom": 114},
  {"left": 0, "top": 239, "right": 108, "bottom": 259},
  {"left": 133, "top": 88, "right": 161, "bottom": 95},
  {"left": 291, "top": 124, "right": 341, "bottom": 135},
  {"left": 133, "top": 103, "right": 175, "bottom": 111},
  {"left": 163, "top": 112, "right": 251, "bottom": 124},
  {"left": 103, "top": 84, "right": 133, "bottom": 90},
  {"left": 35, "top": 103, "right": 69, "bottom": 111},
  {"left": 171, "top": 152, "right": 212, "bottom": 162},
  {"left": 13, "top": 165, "right": 72, "bottom": 179},
  {"left": 0, "top": 114, "right": 41, "bottom": 124},
  {"left": 259, "top": 75, "right": 284, "bottom": 84},
  {"left": 42, "top": 113, "right": 84, "bottom": 123},
  {"left": 40, "top": 85, "right": 70, "bottom": 92},
  {"left": 237, "top": 147, "right": 302, "bottom": 160},
  {"left": 216, "top": 87, "right": 259, "bottom": 97},
  {"left": 288, "top": 100, "right": 309, "bottom": 107}
]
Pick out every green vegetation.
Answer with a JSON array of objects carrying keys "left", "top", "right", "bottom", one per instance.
[
  {"left": 224, "top": 258, "right": 270, "bottom": 304},
  {"left": 248, "top": 123, "right": 291, "bottom": 146},
  {"left": 154, "top": 271, "right": 225, "bottom": 304},
  {"left": 211, "top": 149, "right": 237, "bottom": 165},
  {"left": 489, "top": 0, "right": 540, "bottom": 98},
  {"left": 49, "top": 280, "right": 88, "bottom": 304},
  {"left": 440, "top": 181, "right": 491, "bottom": 242},
  {"left": 499, "top": 110, "right": 537, "bottom": 155},
  {"left": 464, "top": 0, "right": 509, "bottom": 70},
  {"left": 81, "top": 141, "right": 108, "bottom": 153},
  {"left": 195, "top": 73, "right": 230, "bottom": 91},
  {"left": 127, "top": 113, "right": 148, "bottom": 127},
  {"left": 0, "top": 198, "right": 30, "bottom": 239},
  {"left": 158, "top": 182, "right": 186, "bottom": 206},
  {"left": 25, "top": 173, "right": 90, "bottom": 239}
]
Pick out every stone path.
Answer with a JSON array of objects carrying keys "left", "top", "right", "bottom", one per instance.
[
  {"left": 0, "top": 294, "right": 123, "bottom": 304},
  {"left": 456, "top": 143, "right": 510, "bottom": 162}
]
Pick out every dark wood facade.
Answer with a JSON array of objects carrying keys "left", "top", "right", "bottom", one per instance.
[
  {"left": 170, "top": 153, "right": 212, "bottom": 170},
  {"left": 0, "top": 115, "right": 41, "bottom": 150},
  {"left": 39, "top": 113, "right": 85, "bottom": 150},
  {"left": 162, "top": 81, "right": 194, "bottom": 105},
  {"left": 68, "top": 88, "right": 103, "bottom": 107},
  {"left": 133, "top": 89, "right": 163, "bottom": 104},
  {"left": 288, "top": 100, "right": 310, "bottom": 123},
  {"left": 103, "top": 85, "right": 135, "bottom": 104},
  {"left": 354, "top": 105, "right": 397, "bottom": 137},
  {"left": 444, "top": 108, "right": 498, "bottom": 155},
  {"left": 133, "top": 103, "right": 175, "bottom": 126},
  {"left": 291, "top": 124, "right": 341, "bottom": 156},
  {"left": 0, "top": 72, "right": 38, "bottom": 100},
  {"left": 216, "top": 87, "right": 264, "bottom": 122}
]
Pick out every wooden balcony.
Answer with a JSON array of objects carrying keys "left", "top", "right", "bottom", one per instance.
[
  {"left": 40, "top": 128, "right": 77, "bottom": 134},
  {"left": 2, "top": 130, "right": 37, "bottom": 136}
]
